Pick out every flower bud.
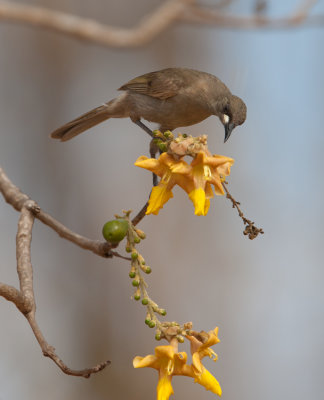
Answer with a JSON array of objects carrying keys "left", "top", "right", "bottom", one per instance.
[
  {"left": 177, "top": 335, "right": 184, "bottom": 343},
  {"left": 135, "top": 229, "right": 146, "bottom": 239}
]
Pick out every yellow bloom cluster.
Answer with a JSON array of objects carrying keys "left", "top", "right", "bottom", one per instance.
[
  {"left": 135, "top": 152, "right": 234, "bottom": 216},
  {"left": 133, "top": 327, "right": 221, "bottom": 400}
]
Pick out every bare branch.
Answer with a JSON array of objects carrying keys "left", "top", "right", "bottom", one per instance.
[
  {"left": 0, "top": 0, "right": 322, "bottom": 49},
  {"left": 25, "top": 312, "right": 110, "bottom": 378},
  {"left": 0, "top": 166, "right": 116, "bottom": 258},
  {"left": 16, "top": 203, "right": 36, "bottom": 313},
  {"left": 0, "top": 167, "right": 111, "bottom": 377},
  {"left": 0, "top": 0, "right": 194, "bottom": 48}
]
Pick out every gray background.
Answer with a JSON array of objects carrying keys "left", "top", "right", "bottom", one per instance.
[{"left": 1, "top": 0, "right": 324, "bottom": 399}]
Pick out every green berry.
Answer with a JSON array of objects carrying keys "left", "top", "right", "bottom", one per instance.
[
  {"left": 102, "top": 219, "right": 128, "bottom": 244},
  {"left": 125, "top": 246, "right": 132, "bottom": 253},
  {"left": 129, "top": 271, "right": 136, "bottom": 279},
  {"left": 132, "top": 280, "right": 139, "bottom": 287},
  {"left": 131, "top": 252, "right": 138, "bottom": 260},
  {"left": 134, "top": 295, "right": 141, "bottom": 301},
  {"left": 145, "top": 267, "right": 152, "bottom": 274},
  {"left": 160, "top": 309, "right": 167, "bottom": 316},
  {"left": 141, "top": 298, "right": 149, "bottom": 305},
  {"left": 145, "top": 319, "right": 150, "bottom": 325},
  {"left": 134, "top": 237, "right": 141, "bottom": 244},
  {"left": 155, "top": 333, "right": 162, "bottom": 341},
  {"left": 148, "top": 321, "right": 156, "bottom": 328}
]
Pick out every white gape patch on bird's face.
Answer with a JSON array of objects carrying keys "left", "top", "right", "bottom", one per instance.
[{"left": 223, "top": 114, "right": 230, "bottom": 124}]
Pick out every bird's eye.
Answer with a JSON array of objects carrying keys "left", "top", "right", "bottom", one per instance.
[{"left": 223, "top": 104, "right": 230, "bottom": 114}]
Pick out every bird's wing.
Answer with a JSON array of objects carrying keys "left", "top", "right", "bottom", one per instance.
[{"left": 118, "top": 70, "right": 185, "bottom": 100}]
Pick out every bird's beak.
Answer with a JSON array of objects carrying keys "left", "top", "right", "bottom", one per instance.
[{"left": 224, "top": 122, "right": 235, "bottom": 143}]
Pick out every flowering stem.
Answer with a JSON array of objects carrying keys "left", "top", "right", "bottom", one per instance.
[
  {"left": 222, "top": 182, "right": 264, "bottom": 239},
  {"left": 131, "top": 201, "right": 148, "bottom": 226}
]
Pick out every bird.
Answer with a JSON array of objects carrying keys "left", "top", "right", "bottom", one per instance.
[{"left": 50, "top": 67, "right": 247, "bottom": 144}]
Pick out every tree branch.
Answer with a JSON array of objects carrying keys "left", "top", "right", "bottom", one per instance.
[
  {"left": 0, "top": 0, "right": 194, "bottom": 48},
  {"left": 0, "top": 166, "right": 111, "bottom": 377},
  {"left": 0, "top": 0, "right": 321, "bottom": 49},
  {"left": 0, "top": 166, "right": 118, "bottom": 258}
]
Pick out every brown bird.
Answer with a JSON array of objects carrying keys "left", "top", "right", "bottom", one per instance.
[{"left": 50, "top": 68, "right": 247, "bottom": 144}]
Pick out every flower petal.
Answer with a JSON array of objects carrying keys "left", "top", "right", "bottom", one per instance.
[
  {"left": 146, "top": 186, "right": 174, "bottom": 215},
  {"left": 133, "top": 355, "right": 159, "bottom": 370},
  {"left": 157, "top": 375, "right": 174, "bottom": 400},
  {"left": 135, "top": 156, "right": 167, "bottom": 178},
  {"left": 200, "top": 327, "right": 220, "bottom": 352},
  {"left": 191, "top": 352, "right": 203, "bottom": 374},
  {"left": 155, "top": 345, "right": 176, "bottom": 360},
  {"left": 188, "top": 188, "right": 208, "bottom": 216},
  {"left": 194, "top": 368, "right": 222, "bottom": 397}
]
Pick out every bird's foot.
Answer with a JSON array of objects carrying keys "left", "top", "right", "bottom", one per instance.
[{"left": 133, "top": 120, "right": 155, "bottom": 138}]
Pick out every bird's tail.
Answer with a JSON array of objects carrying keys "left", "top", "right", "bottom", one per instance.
[{"left": 50, "top": 103, "right": 112, "bottom": 142}]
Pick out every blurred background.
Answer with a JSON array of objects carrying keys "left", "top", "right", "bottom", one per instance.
[{"left": 1, "top": 0, "right": 324, "bottom": 399}]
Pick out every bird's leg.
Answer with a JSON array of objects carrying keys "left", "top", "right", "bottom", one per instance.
[
  {"left": 133, "top": 120, "right": 155, "bottom": 138},
  {"left": 150, "top": 140, "right": 159, "bottom": 187}
]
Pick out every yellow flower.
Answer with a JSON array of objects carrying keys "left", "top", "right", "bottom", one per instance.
[
  {"left": 187, "top": 327, "right": 222, "bottom": 396},
  {"left": 135, "top": 153, "right": 191, "bottom": 215},
  {"left": 133, "top": 344, "right": 192, "bottom": 400},
  {"left": 187, "top": 152, "right": 234, "bottom": 216},
  {"left": 135, "top": 152, "right": 234, "bottom": 216},
  {"left": 133, "top": 331, "right": 222, "bottom": 399}
]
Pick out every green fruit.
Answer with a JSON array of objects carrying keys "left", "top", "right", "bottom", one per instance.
[{"left": 102, "top": 219, "right": 128, "bottom": 243}]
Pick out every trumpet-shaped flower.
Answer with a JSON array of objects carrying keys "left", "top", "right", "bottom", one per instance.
[
  {"left": 135, "top": 151, "right": 234, "bottom": 216},
  {"left": 133, "top": 331, "right": 222, "bottom": 400},
  {"left": 133, "top": 344, "right": 191, "bottom": 400},
  {"left": 187, "top": 327, "right": 222, "bottom": 396}
]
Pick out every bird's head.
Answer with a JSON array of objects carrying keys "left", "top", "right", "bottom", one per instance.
[{"left": 213, "top": 95, "right": 247, "bottom": 143}]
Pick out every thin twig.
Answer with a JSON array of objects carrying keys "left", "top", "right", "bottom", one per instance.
[
  {"left": 222, "top": 182, "right": 264, "bottom": 240},
  {"left": 0, "top": 166, "right": 122, "bottom": 258},
  {"left": 132, "top": 201, "right": 148, "bottom": 226},
  {"left": 25, "top": 312, "right": 110, "bottom": 378}
]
